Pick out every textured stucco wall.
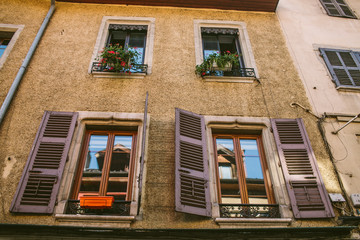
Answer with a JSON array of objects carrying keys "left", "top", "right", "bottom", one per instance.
[{"left": 0, "top": 0, "right": 341, "bottom": 229}]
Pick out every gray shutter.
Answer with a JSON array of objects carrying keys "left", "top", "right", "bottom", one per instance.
[
  {"left": 335, "top": 0, "right": 356, "bottom": 18},
  {"left": 10, "top": 111, "right": 78, "bottom": 214},
  {"left": 320, "top": 48, "right": 360, "bottom": 88},
  {"left": 271, "top": 119, "right": 334, "bottom": 219},
  {"left": 175, "top": 108, "right": 211, "bottom": 217},
  {"left": 320, "top": 0, "right": 342, "bottom": 16}
]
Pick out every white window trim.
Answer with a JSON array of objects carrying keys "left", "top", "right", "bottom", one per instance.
[
  {"left": 55, "top": 111, "right": 149, "bottom": 228},
  {"left": 194, "top": 20, "right": 259, "bottom": 82},
  {"left": 88, "top": 16, "right": 155, "bottom": 78},
  {"left": 204, "top": 116, "right": 292, "bottom": 227},
  {"left": 0, "top": 24, "right": 24, "bottom": 69}
]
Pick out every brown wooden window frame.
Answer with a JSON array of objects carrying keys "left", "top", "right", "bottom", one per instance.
[
  {"left": 71, "top": 130, "right": 137, "bottom": 201},
  {"left": 213, "top": 133, "right": 275, "bottom": 204}
]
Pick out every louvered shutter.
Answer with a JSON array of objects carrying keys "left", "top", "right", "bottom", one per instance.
[
  {"left": 271, "top": 119, "right": 334, "bottom": 219},
  {"left": 175, "top": 108, "right": 211, "bottom": 217},
  {"left": 320, "top": 0, "right": 342, "bottom": 16},
  {"left": 10, "top": 111, "right": 78, "bottom": 214},
  {"left": 320, "top": 48, "right": 360, "bottom": 88},
  {"left": 334, "top": 0, "right": 356, "bottom": 18}
]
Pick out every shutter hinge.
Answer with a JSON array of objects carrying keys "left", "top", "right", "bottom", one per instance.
[
  {"left": 278, "top": 161, "right": 281, "bottom": 167},
  {"left": 270, "top": 127, "right": 273, "bottom": 133}
]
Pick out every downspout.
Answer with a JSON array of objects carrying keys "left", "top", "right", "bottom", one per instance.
[{"left": 0, "top": 0, "right": 56, "bottom": 125}]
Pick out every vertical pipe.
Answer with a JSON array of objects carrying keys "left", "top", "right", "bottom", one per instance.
[{"left": 0, "top": 0, "right": 55, "bottom": 125}]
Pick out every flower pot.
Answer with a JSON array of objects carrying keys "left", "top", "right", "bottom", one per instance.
[
  {"left": 211, "top": 62, "right": 232, "bottom": 71},
  {"left": 80, "top": 196, "right": 114, "bottom": 209}
]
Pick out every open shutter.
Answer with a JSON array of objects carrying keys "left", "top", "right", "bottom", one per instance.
[
  {"left": 320, "top": 48, "right": 360, "bottom": 88},
  {"left": 271, "top": 119, "right": 334, "bottom": 219},
  {"left": 175, "top": 108, "right": 211, "bottom": 217},
  {"left": 334, "top": 0, "right": 356, "bottom": 18},
  {"left": 10, "top": 111, "right": 78, "bottom": 214},
  {"left": 320, "top": 0, "right": 342, "bottom": 16}
]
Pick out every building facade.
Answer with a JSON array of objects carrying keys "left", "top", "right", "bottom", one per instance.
[{"left": 0, "top": 0, "right": 357, "bottom": 238}]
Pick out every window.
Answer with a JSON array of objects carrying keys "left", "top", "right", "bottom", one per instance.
[
  {"left": 175, "top": 109, "right": 334, "bottom": 223},
  {"left": 0, "top": 24, "right": 24, "bottom": 69},
  {"left": 320, "top": 48, "right": 360, "bottom": 89},
  {"left": 194, "top": 20, "right": 258, "bottom": 82},
  {"left": 214, "top": 135, "right": 275, "bottom": 205},
  {"left": 319, "top": 0, "right": 356, "bottom": 18},
  {"left": 71, "top": 130, "right": 137, "bottom": 201},
  {"left": 89, "top": 17, "right": 155, "bottom": 78},
  {"left": 0, "top": 32, "right": 14, "bottom": 58}
]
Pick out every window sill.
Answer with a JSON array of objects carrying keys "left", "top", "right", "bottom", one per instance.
[
  {"left": 203, "top": 76, "right": 256, "bottom": 83},
  {"left": 92, "top": 72, "right": 146, "bottom": 79},
  {"left": 55, "top": 214, "right": 135, "bottom": 228},
  {"left": 215, "top": 218, "right": 292, "bottom": 228},
  {"left": 336, "top": 86, "right": 360, "bottom": 93}
]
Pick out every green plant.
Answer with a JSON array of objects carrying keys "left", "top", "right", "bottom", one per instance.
[
  {"left": 96, "top": 44, "right": 140, "bottom": 74},
  {"left": 195, "top": 51, "right": 240, "bottom": 77}
]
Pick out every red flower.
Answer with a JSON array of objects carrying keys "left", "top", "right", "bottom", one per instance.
[
  {"left": 226, "top": 50, "right": 231, "bottom": 54},
  {"left": 121, "top": 61, "right": 126, "bottom": 67},
  {"left": 107, "top": 51, "right": 115, "bottom": 54},
  {"left": 202, "top": 72, "right": 206, "bottom": 76}
]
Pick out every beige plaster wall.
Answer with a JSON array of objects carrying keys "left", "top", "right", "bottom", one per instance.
[
  {"left": 277, "top": 0, "right": 360, "bottom": 204},
  {"left": 0, "top": 0, "right": 340, "bottom": 228}
]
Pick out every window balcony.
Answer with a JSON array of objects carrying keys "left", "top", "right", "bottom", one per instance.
[
  {"left": 219, "top": 204, "right": 280, "bottom": 218},
  {"left": 65, "top": 200, "right": 131, "bottom": 216},
  {"left": 202, "top": 68, "right": 256, "bottom": 78},
  {"left": 91, "top": 62, "right": 148, "bottom": 74}
]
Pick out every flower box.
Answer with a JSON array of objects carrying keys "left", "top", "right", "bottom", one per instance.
[
  {"left": 79, "top": 196, "right": 114, "bottom": 209},
  {"left": 211, "top": 62, "right": 232, "bottom": 71}
]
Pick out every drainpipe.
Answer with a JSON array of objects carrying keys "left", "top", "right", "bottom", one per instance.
[{"left": 0, "top": 0, "right": 56, "bottom": 125}]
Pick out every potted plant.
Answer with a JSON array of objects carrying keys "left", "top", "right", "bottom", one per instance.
[
  {"left": 80, "top": 196, "right": 114, "bottom": 209},
  {"left": 195, "top": 51, "right": 240, "bottom": 77},
  {"left": 96, "top": 44, "right": 140, "bottom": 74}
]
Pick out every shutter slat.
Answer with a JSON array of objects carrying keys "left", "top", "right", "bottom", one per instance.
[
  {"left": 10, "top": 111, "right": 78, "bottom": 214},
  {"left": 175, "top": 108, "right": 211, "bottom": 217},
  {"left": 271, "top": 119, "right": 334, "bottom": 219}
]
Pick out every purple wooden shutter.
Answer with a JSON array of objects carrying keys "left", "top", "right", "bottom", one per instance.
[
  {"left": 175, "top": 108, "right": 211, "bottom": 217},
  {"left": 271, "top": 118, "right": 334, "bottom": 219},
  {"left": 320, "top": 0, "right": 342, "bottom": 17},
  {"left": 10, "top": 111, "right": 78, "bottom": 214}
]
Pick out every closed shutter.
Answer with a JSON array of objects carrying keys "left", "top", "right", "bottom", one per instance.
[
  {"left": 10, "top": 111, "right": 78, "bottom": 214},
  {"left": 320, "top": 0, "right": 356, "bottom": 18},
  {"left": 320, "top": 48, "right": 360, "bottom": 88},
  {"left": 175, "top": 108, "right": 211, "bottom": 217},
  {"left": 271, "top": 119, "right": 334, "bottom": 219}
]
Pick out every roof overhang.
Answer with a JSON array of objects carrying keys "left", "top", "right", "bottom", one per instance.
[{"left": 56, "top": 0, "right": 279, "bottom": 12}]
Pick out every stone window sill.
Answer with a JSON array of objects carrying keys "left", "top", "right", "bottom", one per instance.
[
  {"left": 91, "top": 72, "right": 146, "bottom": 79},
  {"left": 203, "top": 76, "right": 256, "bottom": 83},
  {"left": 215, "top": 217, "right": 292, "bottom": 228},
  {"left": 55, "top": 214, "right": 135, "bottom": 228}
]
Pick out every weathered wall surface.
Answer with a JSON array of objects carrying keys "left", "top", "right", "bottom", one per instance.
[
  {"left": 0, "top": 0, "right": 340, "bottom": 228},
  {"left": 277, "top": 0, "right": 360, "bottom": 203}
]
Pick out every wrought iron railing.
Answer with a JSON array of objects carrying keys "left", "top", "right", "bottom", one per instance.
[
  {"left": 203, "top": 67, "right": 255, "bottom": 78},
  {"left": 91, "top": 62, "right": 148, "bottom": 74},
  {"left": 65, "top": 200, "right": 131, "bottom": 216},
  {"left": 219, "top": 204, "right": 280, "bottom": 218}
]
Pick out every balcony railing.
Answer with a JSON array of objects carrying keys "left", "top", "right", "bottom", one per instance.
[
  {"left": 203, "top": 68, "right": 255, "bottom": 78},
  {"left": 65, "top": 200, "right": 131, "bottom": 216},
  {"left": 219, "top": 204, "right": 280, "bottom": 218},
  {"left": 91, "top": 62, "right": 148, "bottom": 74}
]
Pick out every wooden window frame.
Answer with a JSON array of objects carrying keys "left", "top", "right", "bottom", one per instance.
[
  {"left": 213, "top": 133, "right": 275, "bottom": 204},
  {"left": 71, "top": 130, "right": 137, "bottom": 201}
]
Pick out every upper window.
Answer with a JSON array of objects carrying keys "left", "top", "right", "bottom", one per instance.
[
  {"left": 320, "top": 48, "right": 360, "bottom": 89},
  {"left": 0, "top": 31, "right": 14, "bottom": 58},
  {"left": 214, "top": 135, "right": 275, "bottom": 206},
  {"left": 319, "top": 0, "right": 356, "bottom": 19},
  {"left": 0, "top": 24, "right": 24, "bottom": 69},
  {"left": 89, "top": 17, "right": 155, "bottom": 78},
  {"left": 71, "top": 130, "right": 137, "bottom": 202},
  {"left": 194, "top": 20, "right": 258, "bottom": 82}
]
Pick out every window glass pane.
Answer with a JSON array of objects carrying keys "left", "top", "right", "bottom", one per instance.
[
  {"left": 0, "top": 45, "right": 6, "bottom": 58},
  {"left": 203, "top": 35, "right": 220, "bottom": 59},
  {"left": 109, "top": 31, "right": 126, "bottom": 47},
  {"left": 216, "top": 138, "right": 241, "bottom": 203},
  {"left": 107, "top": 135, "right": 133, "bottom": 200},
  {"left": 79, "top": 135, "right": 109, "bottom": 196},
  {"left": 239, "top": 139, "right": 268, "bottom": 204},
  {"left": 129, "top": 33, "right": 145, "bottom": 64}
]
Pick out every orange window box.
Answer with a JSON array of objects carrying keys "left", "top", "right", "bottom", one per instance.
[{"left": 79, "top": 196, "right": 114, "bottom": 209}]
